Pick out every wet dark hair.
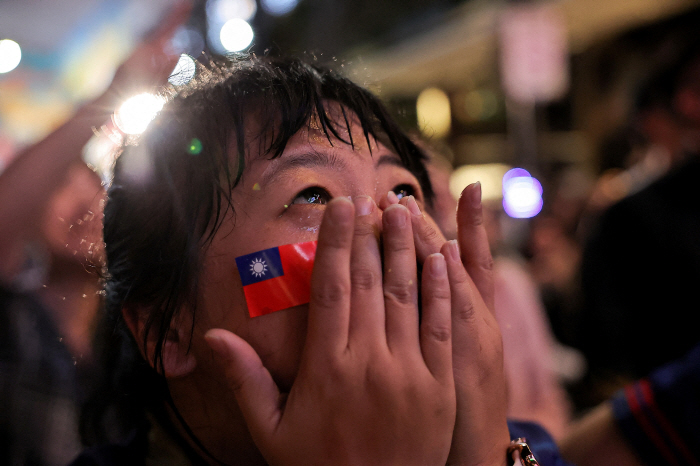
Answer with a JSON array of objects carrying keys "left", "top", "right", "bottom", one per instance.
[{"left": 84, "top": 54, "right": 433, "bottom": 445}]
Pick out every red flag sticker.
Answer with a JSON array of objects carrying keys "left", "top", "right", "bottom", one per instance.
[{"left": 235, "top": 241, "right": 317, "bottom": 318}]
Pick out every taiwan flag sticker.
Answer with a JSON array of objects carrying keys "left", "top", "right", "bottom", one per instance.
[{"left": 235, "top": 241, "right": 317, "bottom": 318}]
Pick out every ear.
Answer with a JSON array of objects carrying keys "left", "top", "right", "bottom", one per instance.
[{"left": 122, "top": 306, "right": 197, "bottom": 379}]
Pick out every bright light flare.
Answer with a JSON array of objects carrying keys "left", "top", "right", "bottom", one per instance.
[
  {"left": 220, "top": 18, "right": 254, "bottom": 52},
  {"left": 0, "top": 39, "right": 22, "bottom": 73},
  {"left": 169, "top": 54, "right": 196, "bottom": 86},
  {"left": 208, "top": 0, "right": 257, "bottom": 22},
  {"left": 502, "top": 168, "right": 543, "bottom": 218},
  {"left": 261, "top": 0, "right": 300, "bottom": 16},
  {"left": 114, "top": 93, "right": 165, "bottom": 135}
]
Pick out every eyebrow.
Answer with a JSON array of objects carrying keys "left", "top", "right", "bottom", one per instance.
[{"left": 258, "top": 151, "right": 404, "bottom": 187}]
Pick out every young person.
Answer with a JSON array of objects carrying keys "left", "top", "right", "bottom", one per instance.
[{"left": 76, "top": 54, "right": 568, "bottom": 466}]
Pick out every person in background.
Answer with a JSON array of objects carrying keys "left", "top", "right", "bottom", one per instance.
[
  {"left": 559, "top": 341, "right": 700, "bottom": 466},
  {"left": 0, "top": 4, "right": 191, "bottom": 465},
  {"left": 578, "top": 31, "right": 700, "bottom": 402}
]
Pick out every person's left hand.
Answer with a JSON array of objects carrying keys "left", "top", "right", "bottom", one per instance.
[
  {"left": 109, "top": 0, "right": 193, "bottom": 95},
  {"left": 382, "top": 184, "right": 511, "bottom": 466}
]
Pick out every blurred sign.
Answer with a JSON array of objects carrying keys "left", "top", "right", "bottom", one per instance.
[{"left": 499, "top": 4, "right": 569, "bottom": 103}]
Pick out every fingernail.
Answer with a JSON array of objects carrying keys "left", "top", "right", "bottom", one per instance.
[
  {"left": 354, "top": 196, "right": 374, "bottom": 216},
  {"left": 428, "top": 253, "right": 446, "bottom": 277},
  {"left": 329, "top": 197, "right": 354, "bottom": 224},
  {"left": 471, "top": 182, "right": 482, "bottom": 209},
  {"left": 407, "top": 195, "right": 422, "bottom": 216},
  {"left": 446, "top": 240, "right": 460, "bottom": 262},
  {"left": 384, "top": 204, "right": 407, "bottom": 227},
  {"left": 387, "top": 191, "right": 399, "bottom": 204}
]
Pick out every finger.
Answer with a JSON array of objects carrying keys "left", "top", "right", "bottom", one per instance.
[
  {"left": 440, "top": 239, "right": 488, "bottom": 357},
  {"left": 457, "top": 182, "right": 495, "bottom": 311},
  {"left": 205, "top": 328, "right": 281, "bottom": 444},
  {"left": 378, "top": 190, "right": 400, "bottom": 211},
  {"left": 399, "top": 195, "right": 446, "bottom": 263},
  {"left": 419, "top": 253, "right": 453, "bottom": 381},
  {"left": 347, "top": 195, "right": 385, "bottom": 347},
  {"left": 382, "top": 204, "right": 419, "bottom": 353},
  {"left": 144, "top": 0, "right": 194, "bottom": 46},
  {"left": 306, "top": 197, "right": 354, "bottom": 355}
]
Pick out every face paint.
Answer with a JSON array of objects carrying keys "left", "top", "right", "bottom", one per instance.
[{"left": 235, "top": 240, "right": 317, "bottom": 318}]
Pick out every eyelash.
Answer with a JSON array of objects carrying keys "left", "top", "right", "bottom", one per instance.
[{"left": 288, "top": 183, "right": 419, "bottom": 208}]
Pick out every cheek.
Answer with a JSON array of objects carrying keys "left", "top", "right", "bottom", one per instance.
[{"left": 194, "top": 247, "right": 308, "bottom": 390}]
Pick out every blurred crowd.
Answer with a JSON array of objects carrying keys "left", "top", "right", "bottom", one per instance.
[{"left": 2, "top": 2, "right": 700, "bottom": 466}]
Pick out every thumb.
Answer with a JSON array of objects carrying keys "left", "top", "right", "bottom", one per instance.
[{"left": 205, "top": 328, "right": 282, "bottom": 441}]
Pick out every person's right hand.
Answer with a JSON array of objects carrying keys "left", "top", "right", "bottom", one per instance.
[
  {"left": 206, "top": 196, "right": 456, "bottom": 465},
  {"left": 385, "top": 185, "right": 510, "bottom": 466}
]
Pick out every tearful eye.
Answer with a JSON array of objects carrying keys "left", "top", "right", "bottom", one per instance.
[
  {"left": 291, "top": 187, "right": 331, "bottom": 205},
  {"left": 393, "top": 184, "right": 416, "bottom": 200}
]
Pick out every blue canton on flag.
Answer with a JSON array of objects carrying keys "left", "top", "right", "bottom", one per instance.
[{"left": 235, "top": 246, "right": 284, "bottom": 286}]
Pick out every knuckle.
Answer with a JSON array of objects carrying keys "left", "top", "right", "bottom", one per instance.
[
  {"left": 425, "top": 286, "right": 451, "bottom": 302},
  {"left": 354, "top": 221, "right": 377, "bottom": 238},
  {"left": 456, "top": 301, "right": 476, "bottom": 323},
  {"left": 385, "top": 240, "right": 413, "bottom": 255},
  {"left": 384, "top": 281, "right": 415, "bottom": 305},
  {"left": 320, "top": 233, "right": 348, "bottom": 251},
  {"left": 350, "top": 267, "right": 379, "bottom": 291},
  {"left": 418, "top": 222, "right": 440, "bottom": 244},
  {"left": 479, "top": 256, "right": 495, "bottom": 272},
  {"left": 423, "top": 324, "right": 451, "bottom": 343},
  {"left": 469, "top": 211, "right": 484, "bottom": 227},
  {"left": 311, "top": 280, "right": 350, "bottom": 307}
]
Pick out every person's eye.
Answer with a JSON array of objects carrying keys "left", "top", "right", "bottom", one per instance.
[
  {"left": 291, "top": 187, "right": 332, "bottom": 205},
  {"left": 393, "top": 184, "right": 416, "bottom": 200}
]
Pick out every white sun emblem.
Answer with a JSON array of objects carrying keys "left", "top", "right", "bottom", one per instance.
[{"left": 250, "top": 258, "right": 268, "bottom": 278}]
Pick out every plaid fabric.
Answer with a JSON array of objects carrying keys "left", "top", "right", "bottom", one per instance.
[{"left": 1, "top": 286, "right": 86, "bottom": 466}]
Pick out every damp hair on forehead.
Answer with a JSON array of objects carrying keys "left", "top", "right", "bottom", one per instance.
[{"left": 91, "top": 54, "right": 433, "bottom": 447}]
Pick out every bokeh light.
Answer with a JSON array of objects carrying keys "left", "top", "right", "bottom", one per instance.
[
  {"left": 416, "top": 87, "right": 451, "bottom": 138},
  {"left": 114, "top": 93, "right": 165, "bottom": 135},
  {"left": 449, "top": 163, "right": 511, "bottom": 202},
  {"left": 261, "top": 0, "right": 300, "bottom": 16},
  {"left": 208, "top": 0, "right": 257, "bottom": 23},
  {"left": 0, "top": 39, "right": 22, "bottom": 73},
  {"left": 502, "top": 168, "right": 543, "bottom": 218},
  {"left": 188, "top": 138, "right": 203, "bottom": 155},
  {"left": 220, "top": 18, "right": 254, "bottom": 52},
  {"left": 169, "top": 54, "right": 196, "bottom": 86}
]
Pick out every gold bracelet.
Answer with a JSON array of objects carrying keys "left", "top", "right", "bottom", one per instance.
[{"left": 507, "top": 438, "right": 540, "bottom": 466}]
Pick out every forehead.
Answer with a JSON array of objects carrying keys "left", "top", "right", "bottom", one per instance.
[{"left": 241, "top": 105, "right": 398, "bottom": 169}]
